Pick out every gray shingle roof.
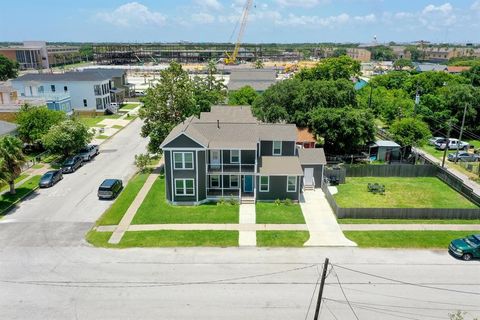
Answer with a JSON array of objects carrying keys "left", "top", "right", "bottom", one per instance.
[
  {"left": 259, "top": 156, "right": 303, "bottom": 175},
  {"left": 415, "top": 64, "right": 447, "bottom": 72},
  {"left": 298, "top": 148, "right": 327, "bottom": 165},
  {"left": 0, "top": 120, "right": 17, "bottom": 136},
  {"left": 373, "top": 140, "right": 400, "bottom": 148},
  {"left": 227, "top": 69, "right": 277, "bottom": 91},
  {"left": 12, "top": 70, "right": 113, "bottom": 82},
  {"left": 83, "top": 68, "right": 126, "bottom": 78}
]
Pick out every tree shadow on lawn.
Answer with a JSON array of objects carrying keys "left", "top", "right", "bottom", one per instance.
[{"left": 0, "top": 188, "right": 41, "bottom": 217}]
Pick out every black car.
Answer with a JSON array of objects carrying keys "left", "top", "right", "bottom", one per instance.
[
  {"left": 98, "top": 179, "right": 123, "bottom": 200},
  {"left": 62, "top": 155, "right": 83, "bottom": 173},
  {"left": 39, "top": 170, "right": 63, "bottom": 188}
]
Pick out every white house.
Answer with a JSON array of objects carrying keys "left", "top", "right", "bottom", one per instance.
[{"left": 11, "top": 70, "right": 114, "bottom": 113}]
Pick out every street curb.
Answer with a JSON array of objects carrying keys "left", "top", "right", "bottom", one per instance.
[{"left": 0, "top": 181, "right": 40, "bottom": 216}]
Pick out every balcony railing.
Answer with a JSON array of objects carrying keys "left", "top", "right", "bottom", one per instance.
[
  {"left": 206, "top": 188, "right": 241, "bottom": 198},
  {"left": 207, "top": 163, "right": 255, "bottom": 173}
]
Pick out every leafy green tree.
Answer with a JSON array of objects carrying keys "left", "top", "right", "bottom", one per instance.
[
  {"left": 135, "top": 153, "right": 151, "bottom": 173},
  {"left": 369, "top": 71, "right": 411, "bottom": 90},
  {"left": 228, "top": 86, "right": 259, "bottom": 105},
  {"left": 0, "top": 136, "right": 26, "bottom": 195},
  {"left": 79, "top": 45, "right": 93, "bottom": 61},
  {"left": 192, "top": 75, "right": 226, "bottom": 113},
  {"left": 461, "top": 65, "right": 480, "bottom": 86},
  {"left": 309, "top": 107, "right": 375, "bottom": 154},
  {"left": 389, "top": 117, "right": 431, "bottom": 148},
  {"left": 369, "top": 45, "right": 395, "bottom": 61},
  {"left": 332, "top": 48, "right": 347, "bottom": 57},
  {"left": 0, "top": 54, "right": 19, "bottom": 81},
  {"left": 296, "top": 56, "right": 361, "bottom": 81},
  {"left": 16, "top": 104, "right": 66, "bottom": 145},
  {"left": 405, "top": 45, "right": 421, "bottom": 61},
  {"left": 41, "top": 120, "right": 93, "bottom": 156},
  {"left": 393, "top": 58, "right": 414, "bottom": 70}
]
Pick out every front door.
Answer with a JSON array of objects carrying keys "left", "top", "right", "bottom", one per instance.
[
  {"left": 244, "top": 175, "right": 253, "bottom": 193},
  {"left": 304, "top": 168, "right": 314, "bottom": 186}
]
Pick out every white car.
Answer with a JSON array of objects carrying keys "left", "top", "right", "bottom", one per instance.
[
  {"left": 435, "top": 138, "right": 469, "bottom": 151},
  {"left": 428, "top": 137, "right": 445, "bottom": 145},
  {"left": 78, "top": 145, "right": 99, "bottom": 161}
]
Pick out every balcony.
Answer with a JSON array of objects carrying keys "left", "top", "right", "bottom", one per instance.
[
  {"left": 206, "top": 188, "right": 241, "bottom": 198},
  {"left": 207, "top": 163, "right": 255, "bottom": 174}
]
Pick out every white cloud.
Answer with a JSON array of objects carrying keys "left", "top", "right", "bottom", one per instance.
[
  {"left": 191, "top": 12, "right": 216, "bottom": 24},
  {"left": 194, "top": 0, "right": 222, "bottom": 11},
  {"left": 277, "top": 13, "right": 350, "bottom": 27},
  {"left": 422, "top": 3, "right": 453, "bottom": 15},
  {"left": 96, "top": 2, "right": 166, "bottom": 27},
  {"left": 275, "top": 0, "right": 329, "bottom": 8},
  {"left": 471, "top": 1, "right": 480, "bottom": 11},
  {"left": 354, "top": 14, "right": 376, "bottom": 23},
  {"left": 420, "top": 3, "right": 456, "bottom": 30}
]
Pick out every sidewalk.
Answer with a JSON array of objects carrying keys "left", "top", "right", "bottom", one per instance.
[
  {"left": 91, "top": 105, "right": 141, "bottom": 145},
  {"left": 239, "top": 203, "right": 256, "bottom": 246},
  {"left": 340, "top": 224, "right": 480, "bottom": 231},
  {"left": 97, "top": 224, "right": 309, "bottom": 232}
]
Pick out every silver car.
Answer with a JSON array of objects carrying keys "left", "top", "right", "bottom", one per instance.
[{"left": 448, "top": 152, "right": 480, "bottom": 162}]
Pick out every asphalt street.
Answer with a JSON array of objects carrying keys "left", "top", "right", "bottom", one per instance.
[{"left": 0, "top": 119, "right": 479, "bottom": 320}]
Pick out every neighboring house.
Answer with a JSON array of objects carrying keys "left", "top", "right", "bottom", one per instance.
[
  {"left": 0, "top": 83, "right": 18, "bottom": 105},
  {"left": 368, "top": 140, "right": 401, "bottom": 162},
  {"left": 296, "top": 127, "right": 316, "bottom": 149},
  {"left": 82, "top": 68, "right": 135, "bottom": 101},
  {"left": 11, "top": 70, "right": 115, "bottom": 113},
  {"left": 415, "top": 63, "right": 447, "bottom": 72},
  {"left": 227, "top": 69, "right": 277, "bottom": 92},
  {"left": 0, "top": 120, "right": 17, "bottom": 137},
  {"left": 346, "top": 48, "right": 371, "bottom": 62},
  {"left": 160, "top": 106, "right": 327, "bottom": 205},
  {"left": 446, "top": 66, "right": 470, "bottom": 74}
]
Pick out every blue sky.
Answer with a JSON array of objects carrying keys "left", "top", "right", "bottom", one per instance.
[{"left": 1, "top": 0, "right": 480, "bottom": 43}]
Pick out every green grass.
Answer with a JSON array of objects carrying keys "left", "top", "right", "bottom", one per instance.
[
  {"left": 338, "top": 218, "right": 480, "bottom": 224},
  {"left": 344, "top": 230, "right": 480, "bottom": 248},
  {"left": 112, "top": 125, "right": 124, "bottom": 129},
  {"left": 256, "top": 203, "right": 305, "bottom": 224},
  {"left": 95, "top": 173, "right": 150, "bottom": 226},
  {"left": 31, "top": 164, "right": 44, "bottom": 169},
  {"left": 334, "top": 177, "right": 478, "bottom": 209},
  {"left": 0, "top": 174, "right": 29, "bottom": 193},
  {"left": 132, "top": 177, "right": 239, "bottom": 224},
  {"left": 96, "top": 135, "right": 109, "bottom": 140},
  {"left": 0, "top": 176, "right": 41, "bottom": 215},
  {"left": 257, "top": 231, "right": 310, "bottom": 247},
  {"left": 120, "top": 103, "right": 139, "bottom": 110},
  {"left": 87, "top": 230, "right": 238, "bottom": 247},
  {"left": 77, "top": 114, "right": 122, "bottom": 127}
]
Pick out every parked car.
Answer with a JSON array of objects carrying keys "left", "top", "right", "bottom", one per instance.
[
  {"left": 78, "top": 145, "right": 99, "bottom": 161},
  {"left": 435, "top": 138, "right": 469, "bottom": 151},
  {"left": 449, "top": 234, "right": 480, "bottom": 261},
  {"left": 98, "top": 179, "right": 123, "bottom": 200},
  {"left": 39, "top": 170, "right": 63, "bottom": 188},
  {"left": 447, "top": 152, "right": 480, "bottom": 162},
  {"left": 61, "top": 155, "right": 83, "bottom": 173},
  {"left": 428, "top": 137, "right": 446, "bottom": 146}
]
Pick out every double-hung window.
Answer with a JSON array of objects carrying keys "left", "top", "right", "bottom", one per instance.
[
  {"left": 287, "top": 176, "right": 297, "bottom": 192},
  {"left": 230, "top": 175, "right": 239, "bottom": 188},
  {"left": 259, "top": 176, "right": 269, "bottom": 192},
  {"left": 210, "top": 175, "right": 220, "bottom": 188},
  {"left": 273, "top": 141, "right": 282, "bottom": 156},
  {"left": 175, "top": 179, "right": 195, "bottom": 196},
  {"left": 230, "top": 150, "right": 240, "bottom": 163},
  {"left": 173, "top": 152, "right": 194, "bottom": 170}
]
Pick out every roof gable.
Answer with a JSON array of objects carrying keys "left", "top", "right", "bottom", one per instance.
[{"left": 162, "top": 132, "right": 205, "bottom": 149}]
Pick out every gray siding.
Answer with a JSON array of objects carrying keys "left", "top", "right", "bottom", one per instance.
[
  {"left": 171, "top": 149, "right": 197, "bottom": 203},
  {"left": 197, "top": 150, "right": 207, "bottom": 201},
  {"left": 242, "top": 150, "right": 256, "bottom": 164},
  {"left": 260, "top": 141, "right": 296, "bottom": 156},
  {"left": 256, "top": 176, "right": 300, "bottom": 201},
  {"left": 301, "top": 164, "right": 324, "bottom": 188},
  {"left": 163, "top": 133, "right": 204, "bottom": 149},
  {"left": 164, "top": 151, "right": 172, "bottom": 202}
]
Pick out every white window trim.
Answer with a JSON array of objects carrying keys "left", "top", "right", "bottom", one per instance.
[
  {"left": 174, "top": 179, "right": 195, "bottom": 196},
  {"left": 210, "top": 175, "right": 220, "bottom": 188},
  {"left": 259, "top": 176, "right": 269, "bottom": 192},
  {"left": 230, "top": 175, "right": 239, "bottom": 188},
  {"left": 173, "top": 152, "right": 194, "bottom": 170},
  {"left": 230, "top": 150, "right": 240, "bottom": 164},
  {"left": 272, "top": 141, "right": 282, "bottom": 156},
  {"left": 287, "top": 176, "right": 297, "bottom": 192}
]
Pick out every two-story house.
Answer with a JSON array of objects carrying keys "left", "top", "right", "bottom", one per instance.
[{"left": 160, "top": 106, "right": 326, "bottom": 205}]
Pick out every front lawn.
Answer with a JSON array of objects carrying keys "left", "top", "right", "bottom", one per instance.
[
  {"left": 257, "top": 231, "right": 310, "bottom": 247},
  {"left": 256, "top": 203, "right": 305, "bottom": 224},
  {"left": 120, "top": 103, "right": 139, "bottom": 110},
  {"left": 95, "top": 173, "right": 149, "bottom": 226},
  {"left": 77, "top": 114, "right": 122, "bottom": 127},
  {"left": 344, "top": 230, "right": 480, "bottom": 248},
  {"left": 86, "top": 230, "right": 238, "bottom": 247},
  {"left": 0, "top": 174, "right": 29, "bottom": 193},
  {"left": 0, "top": 176, "right": 41, "bottom": 215},
  {"left": 131, "top": 177, "right": 239, "bottom": 224},
  {"left": 338, "top": 218, "right": 480, "bottom": 224},
  {"left": 334, "top": 177, "right": 477, "bottom": 209}
]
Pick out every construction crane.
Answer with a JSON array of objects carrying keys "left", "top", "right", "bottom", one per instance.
[{"left": 225, "top": 0, "right": 253, "bottom": 65}]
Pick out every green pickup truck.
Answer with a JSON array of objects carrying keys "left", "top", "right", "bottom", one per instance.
[{"left": 449, "top": 234, "right": 480, "bottom": 261}]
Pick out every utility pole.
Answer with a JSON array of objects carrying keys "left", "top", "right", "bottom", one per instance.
[
  {"left": 313, "top": 258, "right": 329, "bottom": 320},
  {"left": 414, "top": 86, "right": 420, "bottom": 117},
  {"left": 454, "top": 104, "right": 468, "bottom": 163},
  {"left": 442, "top": 121, "right": 452, "bottom": 168},
  {"left": 368, "top": 85, "right": 373, "bottom": 110}
]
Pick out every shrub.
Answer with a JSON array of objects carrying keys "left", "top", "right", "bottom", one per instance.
[
  {"left": 274, "top": 198, "right": 282, "bottom": 206},
  {"left": 135, "top": 153, "right": 151, "bottom": 173},
  {"left": 284, "top": 198, "right": 293, "bottom": 206},
  {"left": 217, "top": 198, "right": 226, "bottom": 205},
  {"left": 228, "top": 198, "right": 238, "bottom": 205}
]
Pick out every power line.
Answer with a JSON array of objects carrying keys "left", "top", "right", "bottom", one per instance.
[
  {"left": 332, "top": 266, "right": 360, "bottom": 320},
  {"left": 324, "top": 301, "right": 339, "bottom": 320},
  {"left": 304, "top": 265, "right": 323, "bottom": 320},
  {"left": 332, "top": 264, "right": 480, "bottom": 296}
]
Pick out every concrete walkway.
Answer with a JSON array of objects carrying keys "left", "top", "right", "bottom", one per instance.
[
  {"left": 300, "top": 189, "right": 356, "bottom": 247},
  {"left": 239, "top": 203, "right": 256, "bottom": 246},
  {"left": 108, "top": 172, "right": 160, "bottom": 244},
  {"left": 97, "top": 223, "right": 308, "bottom": 232},
  {"left": 341, "top": 224, "right": 480, "bottom": 231}
]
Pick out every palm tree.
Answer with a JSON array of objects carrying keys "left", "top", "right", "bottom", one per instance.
[{"left": 0, "top": 136, "right": 27, "bottom": 195}]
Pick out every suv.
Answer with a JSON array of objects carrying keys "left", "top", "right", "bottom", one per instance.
[
  {"left": 449, "top": 234, "right": 480, "bottom": 260},
  {"left": 62, "top": 155, "right": 83, "bottom": 173},
  {"left": 435, "top": 138, "right": 469, "bottom": 151},
  {"left": 428, "top": 137, "right": 446, "bottom": 146},
  {"left": 39, "top": 170, "right": 63, "bottom": 188},
  {"left": 98, "top": 179, "right": 123, "bottom": 200},
  {"left": 79, "top": 145, "right": 99, "bottom": 161}
]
